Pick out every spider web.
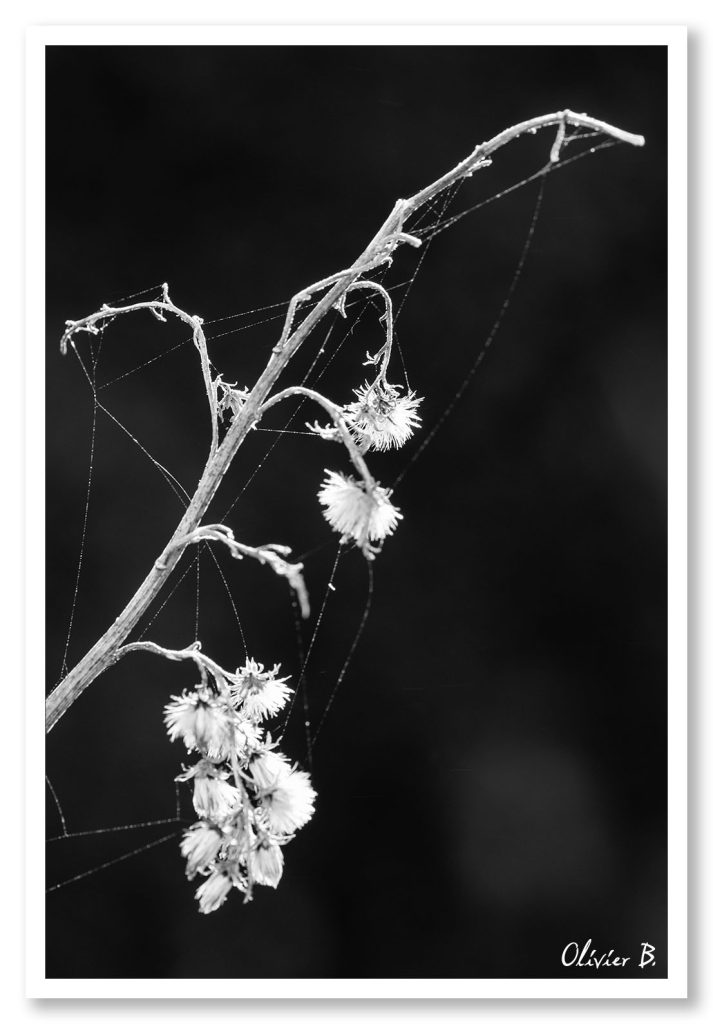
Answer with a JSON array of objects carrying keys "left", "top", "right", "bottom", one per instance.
[{"left": 46, "top": 130, "right": 619, "bottom": 895}]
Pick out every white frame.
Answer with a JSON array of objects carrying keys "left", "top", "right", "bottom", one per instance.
[{"left": 26, "top": 23, "right": 687, "bottom": 1000}]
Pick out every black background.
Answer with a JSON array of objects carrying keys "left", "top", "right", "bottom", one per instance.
[{"left": 45, "top": 45, "right": 668, "bottom": 980}]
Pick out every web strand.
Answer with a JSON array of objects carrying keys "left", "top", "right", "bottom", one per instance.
[
  {"left": 70, "top": 342, "right": 191, "bottom": 508},
  {"left": 105, "top": 283, "right": 165, "bottom": 306},
  {"left": 289, "top": 590, "right": 311, "bottom": 769},
  {"left": 46, "top": 831, "right": 181, "bottom": 894},
  {"left": 137, "top": 553, "right": 198, "bottom": 639},
  {"left": 416, "top": 138, "right": 617, "bottom": 244},
  {"left": 57, "top": 335, "right": 102, "bottom": 681},
  {"left": 67, "top": 334, "right": 251, "bottom": 672},
  {"left": 193, "top": 549, "right": 201, "bottom": 642},
  {"left": 391, "top": 173, "right": 548, "bottom": 492},
  {"left": 203, "top": 544, "right": 249, "bottom": 658},
  {"left": 47, "top": 816, "right": 183, "bottom": 843},
  {"left": 314, "top": 559, "right": 374, "bottom": 743},
  {"left": 392, "top": 181, "right": 466, "bottom": 388},
  {"left": 278, "top": 544, "right": 342, "bottom": 743},
  {"left": 45, "top": 776, "right": 69, "bottom": 836}
]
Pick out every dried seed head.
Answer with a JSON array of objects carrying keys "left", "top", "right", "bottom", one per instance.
[
  {"left": 345, "top": 382, "right": 422, "bottom": 452},
  {"left": 317, "top": 470, "right": 402, "bottom": 557}
]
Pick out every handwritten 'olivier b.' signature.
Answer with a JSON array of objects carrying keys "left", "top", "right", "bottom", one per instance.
[{"left": 561, "top": 940, "right": 656, "bottom": 970}]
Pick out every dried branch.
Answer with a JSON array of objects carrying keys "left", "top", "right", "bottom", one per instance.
[
  {"left": 47, "top": 109, "right": 645, "bottom": 732},
  {"left": 115, "top": 639, "right": 237, "bottom": 684},
  {"left": 61, "top": 283, "right": 220, "bottom": 459},
  {"left": 335, "top": 280, "right": 395, "bottom": 381},
  {"left": 156, "top": 524, "right": 310, "bottom": 618}
]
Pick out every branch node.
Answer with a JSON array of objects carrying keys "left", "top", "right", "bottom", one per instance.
[{"left": 549, "top": 111, "right": 568, "bottom": 163}]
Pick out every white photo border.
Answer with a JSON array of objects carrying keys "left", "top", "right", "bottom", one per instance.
[{"left": 26, "top": 22, "right": 687, "bottom": 1000}]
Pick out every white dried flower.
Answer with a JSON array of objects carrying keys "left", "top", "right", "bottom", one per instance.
[
  {"left": 164, "top": 666, "right": 316, "bottom": 909},
  {"left": 195, "top": 868, "right": 234, "bottom": 914},
  {"left": 317, "top": 470, "right": 401, "bottom": 556},
  {"left": 251, "top": 841, "right": 285, "bottom": 888},
  {"left": 306, "top": 382, "right": 421, "bottom": 453},
  {"left": 177, "top": 760, "right": 240, "bottom": 820},
  {"left": 259, "top": 764, "right": 316, "bottom": 834},
  {"left": 230, "top": 658, "right": 293, "bottom": 723},
  {"left": 233, "top": 714, "right": 264, "bottom": 754},
  {"left": 180, "top": 821, "right": 224, "bottom": 879},
  {"left": 249, "top": 748, "right": 291, "bottom": 789},
  {"left": 345, "top": 382, "right": 422, "bottom": 452},
  {"left": 164, "top": 687, "right": 234, "bottom": 760}
]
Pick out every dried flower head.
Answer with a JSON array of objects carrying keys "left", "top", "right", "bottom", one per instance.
[
  {"left": 258, "top": 764, "right": 317, "bottom": 834},
  {"left": 233, "top": 715, "right": 264, "bottom": 755},
  {"left": 230, "top": 657, "right": 293, "bottom": 723},
  {"left": 317, "top": 469, "right": 402, "bottom": 556},
  {"left": 180, "top": 821, "right": 225, "bottom": 879},
  {"left": 195, "top": 867, "right": 234, "bottom": 914},
  {"left": 176, "top": 759, "right": 241, "bottom": 820},
  {"left": 163, "top": 686, "right": 234, "bottom": 760},
  {"left": 345, "top": 381, "right": 422, "bottom": 452},
  {"left": 251, "top": 840, "right": 285, "bottom": 888},
  {"left": 249, "top": 747, "right": 291, "bottom": 789},
  {"left": 164, "top": 655, "right": 316, "bottom": 910}
]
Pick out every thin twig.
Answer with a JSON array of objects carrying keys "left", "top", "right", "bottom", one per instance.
[
  {"left": 115, "top": 639, "right": 236, "bottom": 683},
  {"left": 156, "top": 524, "right": 310, "bottom": 619},
  {"left": 260, "top": 385, "right": 375, "bottom": 489},
  {"left": 336, "top": 280, "right": 395, "bottom": 382},
  {"left": 60, "top": 283, "right": 219, "bottom": 459}
]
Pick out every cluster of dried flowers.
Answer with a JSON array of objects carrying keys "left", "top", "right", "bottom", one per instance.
[
  {"left": 164, "top": 303, "right": 424, "bottom": 912},
  {"left": 313, "top": 378, "right": 423, "bottom": 558},
  {"left": 165, "top": 658, "right": 316, "bottom": 913}
]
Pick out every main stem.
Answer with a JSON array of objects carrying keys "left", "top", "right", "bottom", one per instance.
[{"left": 46, "top": 110, "right": 644, "bottom": 732}]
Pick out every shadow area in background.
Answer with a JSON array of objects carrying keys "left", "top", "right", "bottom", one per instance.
[{"left": 45, "top": 43, "right": 668, "bottom": 980}]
